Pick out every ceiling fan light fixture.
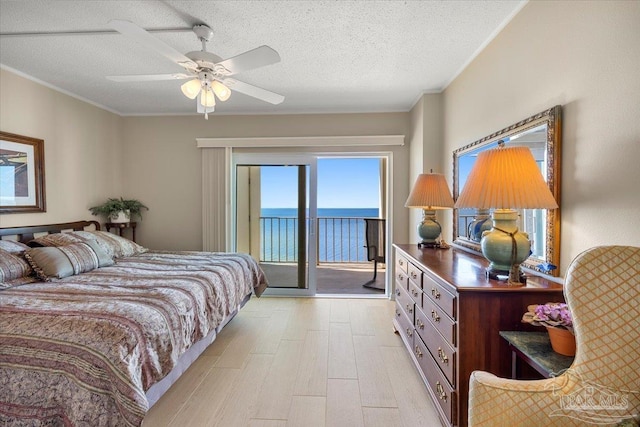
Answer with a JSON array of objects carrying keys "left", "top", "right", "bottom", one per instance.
[
  {"left": 211, "top": 81, "right": 231, "bottom": 101},
  {"left": 107, "top": 20, "right": 284, "bottom": 119},
  {"left": 200, "top": 88, "right": 216, "bottom": 107},
  {"left": 181, "top": 79, "right": 202, "bottom": 99}
]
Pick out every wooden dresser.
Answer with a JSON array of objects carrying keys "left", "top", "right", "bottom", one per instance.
[{"left": 392, "top": 244, "right": 564, "bottom": 427}]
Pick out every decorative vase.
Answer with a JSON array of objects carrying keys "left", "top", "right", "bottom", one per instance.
[
  {"left": 546, "top": 326, "right": 576, "bottom": 356},
  {"left": 110, "top": 210, "right": 130, "bottom": 223}
]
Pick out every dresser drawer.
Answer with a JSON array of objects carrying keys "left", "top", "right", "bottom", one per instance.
[
  {"left": 408, "top": 262, "right": 423, "bottom": 288},
  {"left": 423, "top": 273, "right": 457, "bottom": 320},
  {"left": 415, "top": 308, "right": 456, "bottom": 387},
  {"left": 414, "top": 334, "right": 456, "bottom": 425},
  {"left": 422, "top": 294, "right": 456, "bottom": 346},
  {"left": 395, "top": 301, "right": 415, "bottom": 346},
  {"left": 408, "top": 279, "right": 422, "bottom": 308},
  {"left": 395, "top": 270, "right": 409, "bottom": 291},
  {"left": 396, "top": 254, "right": 409, "bottom": 275},
  {"left": 396, "top": 285, "right": 415, "bottom": 323}
]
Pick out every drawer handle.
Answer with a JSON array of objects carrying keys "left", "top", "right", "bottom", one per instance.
[
  {"left": 399, "top": 260, "right": 404, "bottom": 266},
  {"left": 414, "top": 345, "right": 423, "bottom": 358},
  {"left": 416, "top": 319, "right": 425, "bottom": 330},
  {"left": 431, "top": 310, "right": 440, "bottom": 323},
  {"left": 410, "top": 271, "right": 418, "bottom": 280},
  {"left": 396, "top": 288, "right": 401, "bottom": 297},
  {"left": 396, "top": 309, "right": 401, "bottom": 317},
  {"left": 406, "top": 328, "right": 413, "bottom": 338},
  {"left": 411, "top": 289, "right": 419, "bottom": 297},
  {"left": 406, "top": 304, "right": 413, "bottom": 314},
  {"left": 436, "top": 381, "right": 447, "bottom": 402},
  {"left": 431, "top": 288, "right": 440, "bottom": 299},
  {"left": 398, "top": 274, "right": 404, "bottom": 281},
  {"left": 437, "top": 347, "right": 449, "bottom": 365}
]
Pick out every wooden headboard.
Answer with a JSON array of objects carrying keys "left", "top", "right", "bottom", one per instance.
[{"left": 0, "top": 220, "right": 101, "bottom": 244}]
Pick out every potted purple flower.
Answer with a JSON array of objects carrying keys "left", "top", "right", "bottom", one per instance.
[{"left": 522, "top": 302, "right": 575, "bottom": 356}]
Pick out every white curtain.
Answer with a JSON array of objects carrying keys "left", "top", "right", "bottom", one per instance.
[{"left": 201, "top": 147, "right": 231, "bottom": 251}]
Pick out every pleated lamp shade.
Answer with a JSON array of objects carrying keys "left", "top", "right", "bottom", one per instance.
[
  {"left": 455, "top": 146, "right": 558, "bottom": 209},
  {"left": 405, "top": 173, "right": 455, "bottom": 209}
]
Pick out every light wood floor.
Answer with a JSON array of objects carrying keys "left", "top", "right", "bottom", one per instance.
[{"left": 144, "top": 297, "right": 441, "bottom": 426}]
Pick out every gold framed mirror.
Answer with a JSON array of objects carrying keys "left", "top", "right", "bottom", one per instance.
[{"left": 452, "top": 105, "right": 562, "bottom": 276}]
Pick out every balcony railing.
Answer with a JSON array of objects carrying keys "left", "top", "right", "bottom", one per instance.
[{"left": 260, "top": 216, "right": 372, "bottom": 263}]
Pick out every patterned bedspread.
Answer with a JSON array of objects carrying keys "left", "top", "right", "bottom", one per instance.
[{"left": 0, "top": 251, "right": 267, "bottom": 426}]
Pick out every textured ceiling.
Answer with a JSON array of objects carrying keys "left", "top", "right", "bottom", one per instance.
[{"left": 0, "top": 0, "right": 526, "bottom": 116}]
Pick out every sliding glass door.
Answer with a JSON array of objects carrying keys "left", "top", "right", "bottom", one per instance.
[{"left": 233, "top": 154, "right": 317, "bottom": 296}]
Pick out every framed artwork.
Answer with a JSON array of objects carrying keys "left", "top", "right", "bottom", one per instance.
[{"left": 0, "top": 131, "right": 46, "bottom": 214}]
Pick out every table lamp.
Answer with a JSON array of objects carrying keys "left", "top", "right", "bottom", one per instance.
[
  {"left": 405, "top": 171, "right": 455, "bottom": 248},
  {"left": 454, "top": 144, "right": 558, "bottom": 284}
]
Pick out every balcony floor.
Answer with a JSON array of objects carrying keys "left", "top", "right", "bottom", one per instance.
[{"left": 259, "top": 262, "right": 386, "bottom": 295}]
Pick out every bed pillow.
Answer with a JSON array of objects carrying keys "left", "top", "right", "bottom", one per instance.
[
  {"left": 0, "top": 248, "right": 34, "bottom": 285},
  {"left": 25, "top": 242, "right": 105, "bottom": 281},
  {"left": 68, "top": 230, "right": 147, "bottom": 258},
  {"left": 0, "top": 239, "right": 30, "bottom": 254},
  {"left": 25, "top": 234, "right": 114, "bottom": 266},
  {"left": 83, "top": 239, "right": 115, "bottom": 267},
  {"left": 28, "top": 233, "right": 84, "bottom": 248}
]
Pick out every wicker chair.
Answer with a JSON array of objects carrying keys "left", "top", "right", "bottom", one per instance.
[{"left": 468, "top": 246, "right": 640, "bottom": 427}]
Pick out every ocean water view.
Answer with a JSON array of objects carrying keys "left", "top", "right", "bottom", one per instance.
[
  {"left": 262, "top": 208, "right": 379, "bottom": 218},
  {"left": 260, "top": 208, "right": 380, "bottom": 263}
]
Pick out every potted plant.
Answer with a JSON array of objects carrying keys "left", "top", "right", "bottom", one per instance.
[
  {"left": 89, "top": 197, "right": 148, "bottom": 223},
  {"left": 522, "top": 302, "right": 575, "bottom": 356}
]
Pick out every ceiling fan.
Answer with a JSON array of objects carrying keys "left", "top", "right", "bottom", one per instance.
[{"left": 106, "top": 20, "right": 284, "bottom": 119}]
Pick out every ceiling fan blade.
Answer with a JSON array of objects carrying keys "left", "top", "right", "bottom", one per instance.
[
  {"left": 217, "top": 46, "right": 281, "bottom": 75},
  {"left": 224, "top": 78, "right": 284, "bottom": 105},
  {"left": 106, "top": 73, "right": 192, "bottom": 82},
  {"left": 109, "top": 19, "right": 197, "bottom": 69}
]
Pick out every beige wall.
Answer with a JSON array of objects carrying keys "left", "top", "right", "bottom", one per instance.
[
  {"left": 0, "top": 69, "right": 123, "bottom": 228},
  {"left": 122, "top": 113, "right": 410, "bottom": 250},
  {"left": 407, "top": 94, "right": 445, "bottom": 244},
  {"left": 408, "top": 97, "right": 424, "bottom": 242},
  {"left": 442, "top": 1, "right": 640, "bottom": 275}
]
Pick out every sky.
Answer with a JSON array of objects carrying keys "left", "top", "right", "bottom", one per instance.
[{"left": 260, "top": 158, "right": 381, "bottom": 209}]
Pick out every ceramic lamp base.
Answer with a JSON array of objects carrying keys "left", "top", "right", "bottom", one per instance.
[
  {"left": 416, "top": 208, "right": 442, "bottom": 244},
  {"left": 467, "top": 209, "right": 492, "bottom": 242},
  {"left": 481, "top": 209, "right": 531, "bottom": 285}
]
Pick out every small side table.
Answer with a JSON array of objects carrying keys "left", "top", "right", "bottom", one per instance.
[
  {"left": 500, "top": 331, "right": 574, "bottom": 379},
  {"left": 105, "top": 221, "right": 137, "bottom": 243}
]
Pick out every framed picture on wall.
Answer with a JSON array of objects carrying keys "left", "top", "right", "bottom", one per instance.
[{"left": 0, "top": 131, "right": 46, "bottom": 214}]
